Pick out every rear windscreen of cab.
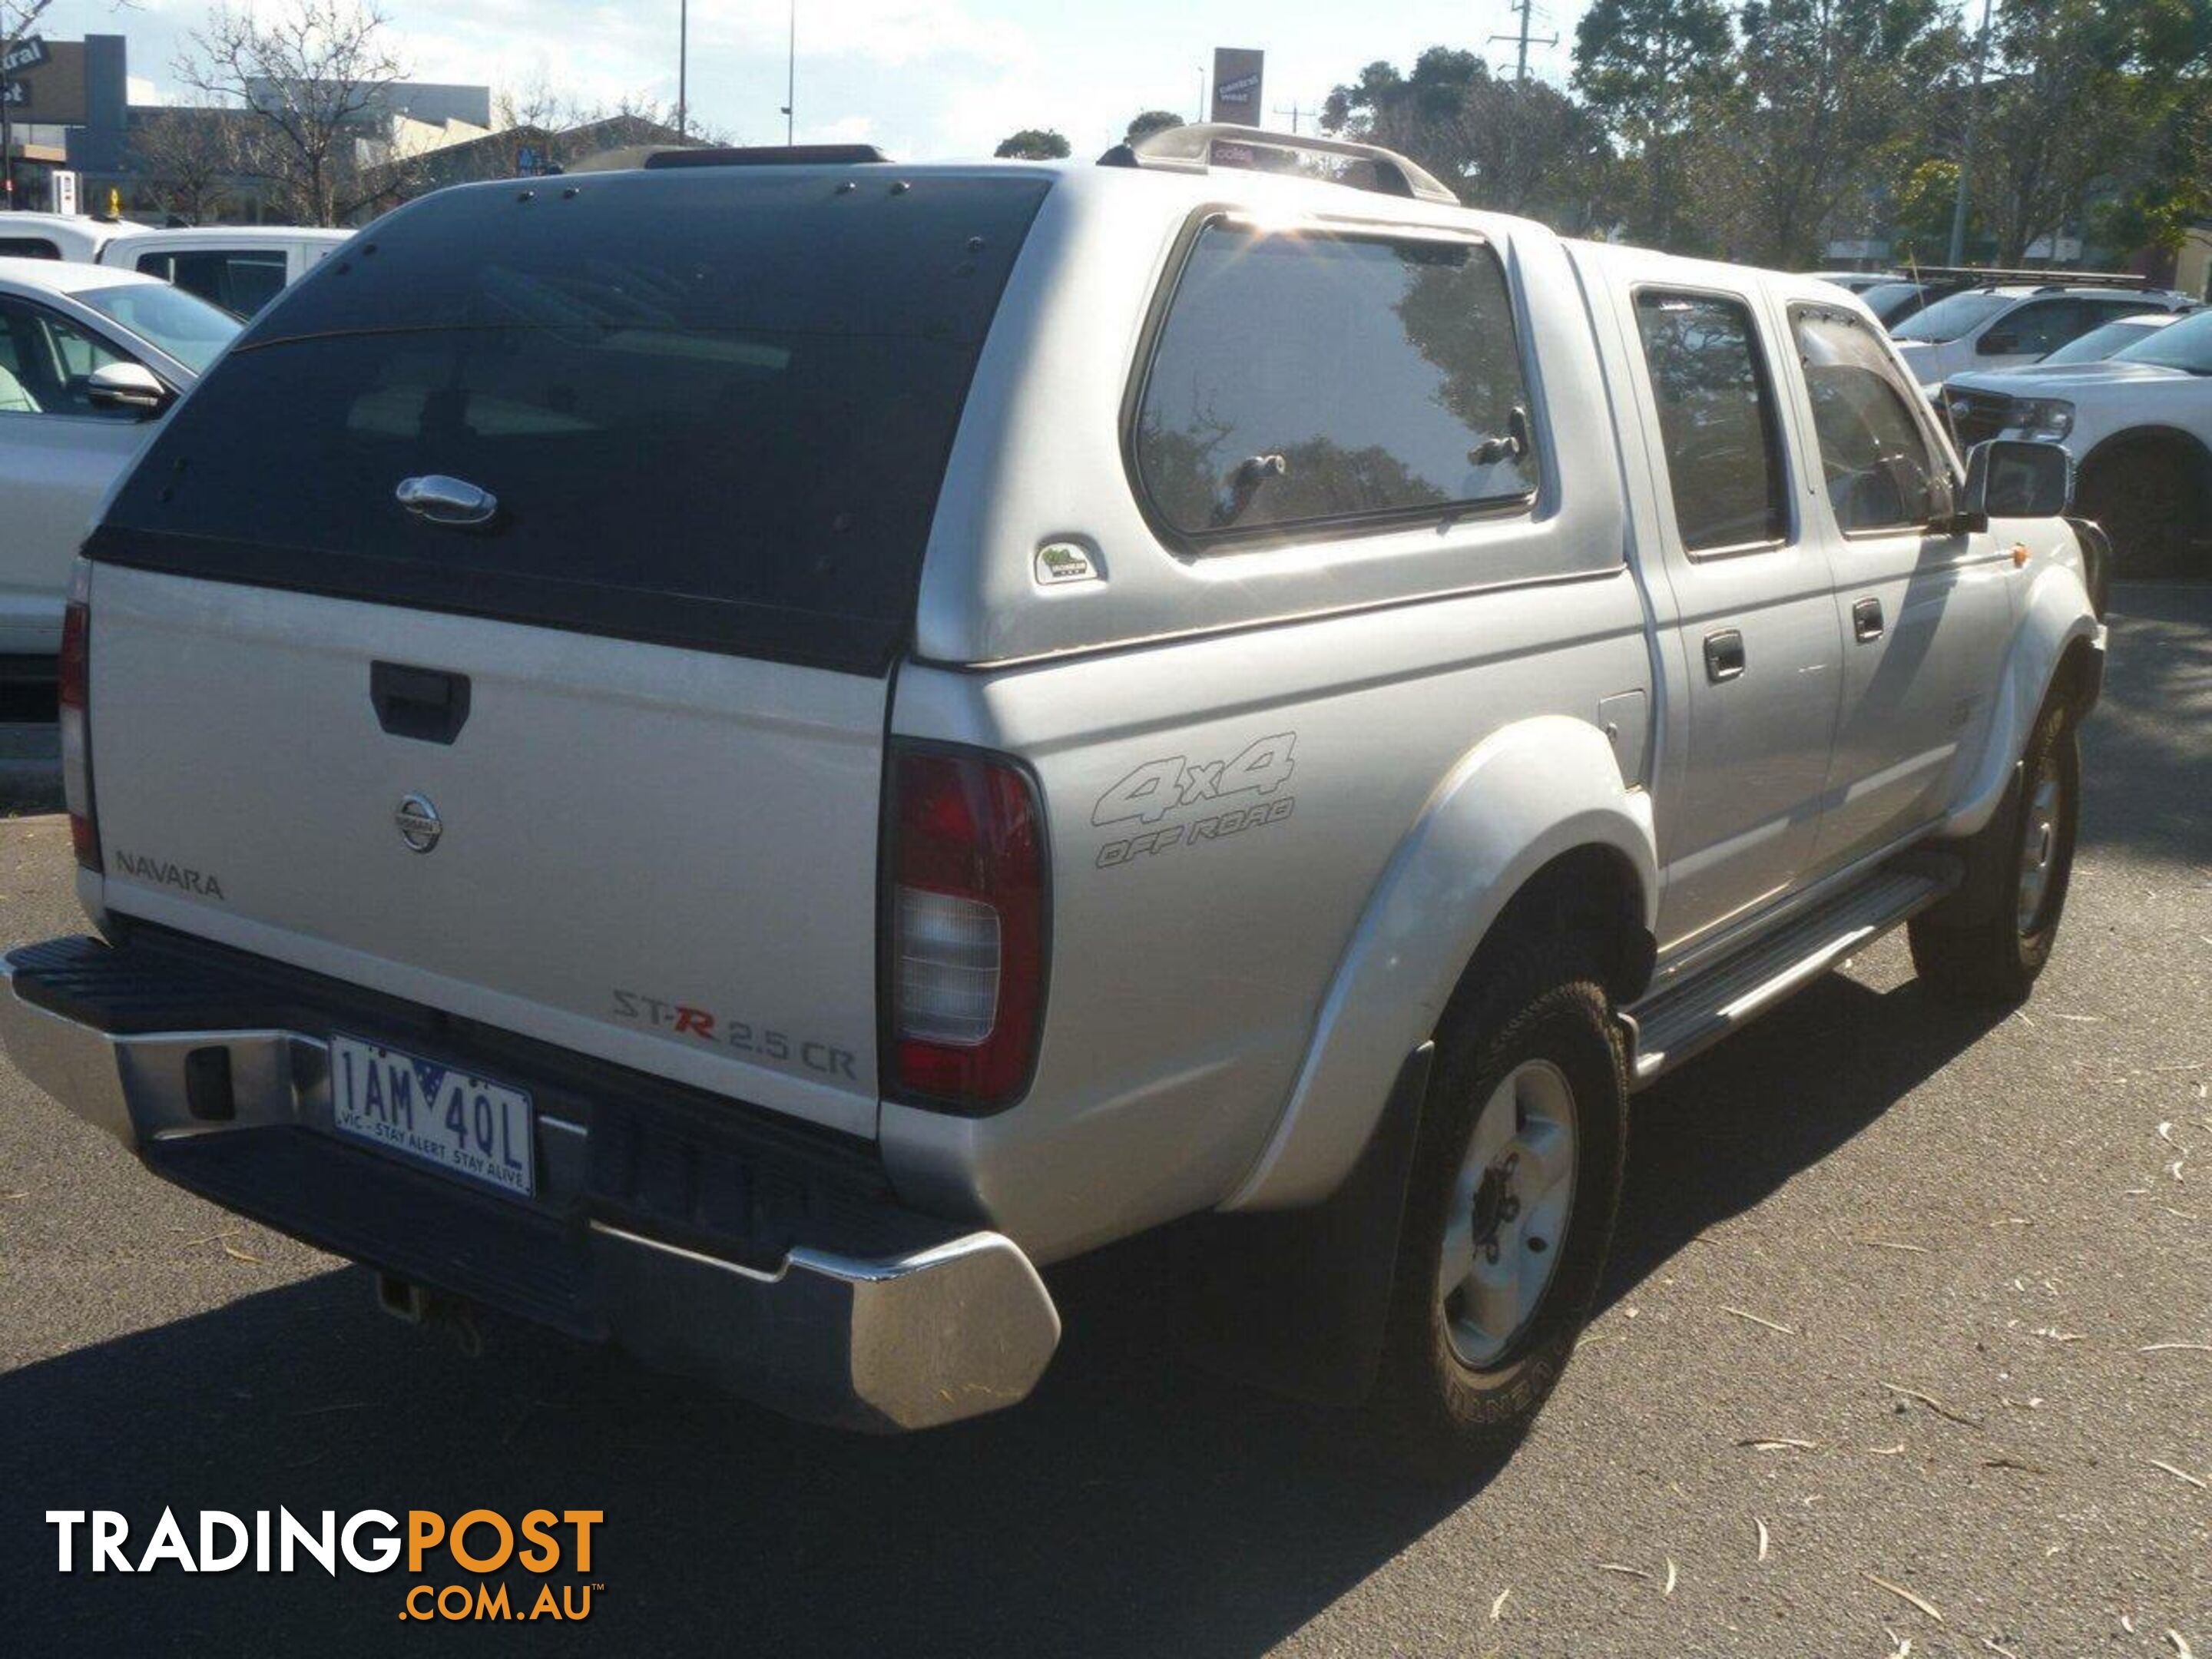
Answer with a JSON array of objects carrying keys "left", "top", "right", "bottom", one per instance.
[{"left": 88, "top": 171, "right": 1051, "bottom": 674}]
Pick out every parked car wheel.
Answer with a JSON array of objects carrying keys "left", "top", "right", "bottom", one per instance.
[
  {"left": 1909, "top": 699, "right": 2079, "bottom": 1004},
  {"left": 2077, "top": 439, "right": 2207, "bottom": 577},
  {"left": 1376, "top": 941, "right": 1628, "bottom": 1463}
]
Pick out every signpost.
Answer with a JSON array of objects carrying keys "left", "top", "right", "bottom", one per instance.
[
  {"left": 1209, "top": 47, "right": 1263, "bottom": 125},
  {"left": 0, "top": 32, "right": 48, "bottom": 211}
]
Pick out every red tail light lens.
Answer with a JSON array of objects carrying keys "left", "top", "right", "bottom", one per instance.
[
  {"left": 886, "top": 747, "right": 1048, "bottom": 1112},
  {"left": 58, "top": 564, "right": 99, "bottom": 873}
]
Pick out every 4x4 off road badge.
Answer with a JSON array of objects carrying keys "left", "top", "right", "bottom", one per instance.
[{"left": 395, "top": 795, "right": 442, "bottom": 854}]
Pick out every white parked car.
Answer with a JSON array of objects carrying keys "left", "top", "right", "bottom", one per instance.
[
  {"left": 1945, "top": 306, "right": 2212, "bottom": 575},
  {"left": 0, "top": 211, "right": 134, "bottom": 263},
  {"left": 97, "top": 227, "right": 353, "bottom": 318},
  {"left": 1892, "top": 283, "right": 2193, "bottom": 392},
  {"left": 0, "top": 258, "right": 241, "bottom": 667}
]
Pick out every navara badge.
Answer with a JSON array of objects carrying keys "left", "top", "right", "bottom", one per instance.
[{"left": 395, "top": 794, "right": 443, "bottom": 854}]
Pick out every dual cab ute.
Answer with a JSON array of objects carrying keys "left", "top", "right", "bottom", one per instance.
[{"left": 0, "top": 128, "right": 2104, "bottom": 1454}]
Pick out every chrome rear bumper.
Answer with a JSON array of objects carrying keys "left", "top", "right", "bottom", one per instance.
[{"left": 0, "top": 943, "right": 1059, "bottom": 1432}]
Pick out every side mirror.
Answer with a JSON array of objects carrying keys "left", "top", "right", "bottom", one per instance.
[
  {"left": 1977, "top": 330, "right": 2019, "bottom": 356},
  {"left": 85, "top": 361, "right": 173, "bottom": 416},
  {"left": 1954, "top": 439, "right": 2073, "bottom": 530}
]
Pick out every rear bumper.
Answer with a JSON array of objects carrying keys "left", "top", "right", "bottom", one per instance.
[{"left": 0, "top": 935, "right": 1059, "bottom": 1432}]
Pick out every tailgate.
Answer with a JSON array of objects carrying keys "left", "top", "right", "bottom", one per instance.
[
  {"left": 88, "top": 565, "right": 887, "bottom": 1134},
  {"left": 69, "top": 169, "right": 1052, "bottom": 1139}
]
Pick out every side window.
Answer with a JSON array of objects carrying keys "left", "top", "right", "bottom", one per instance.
[
  {"left": 0, "top": 297, "right": 136, "bottom": 419},
  {"left": 2091, "top": 299, "right": 2156, "bottom": 329},
  {"left": 0, "top": 237, "right": 60, "bottom": 259},
  {"left": 164, "top": 250, "right": 288, "bottom": 318},
  {"left": 1985, "top": 299, "right": 2078, "bottom": 356},
  {"left": 1633, "top": 290, "right": 1789, "bottom": 553},
  {"left": 1133, "top": 223, "right": 1538, "bottom": 540},
  {"left": 1792, "top": 306, "right": 1948, "bottom": 534}
]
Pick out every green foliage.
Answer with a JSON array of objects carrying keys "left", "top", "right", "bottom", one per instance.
[
  {"left": 993, "top": 128, "right": 1070, "bottom": 161},
  {"left": 1124, "top": 111, "right": 1185, "bottom": 145},
  {"left": 1572, "top": 0, "right": 1737, "bottom": 243},
  {"left": 1312, "top": 3, "right": 2210, "bottom": 271}
]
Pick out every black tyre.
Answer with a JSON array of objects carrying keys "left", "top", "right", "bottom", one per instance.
[
  {"left": 2078, "top": 444, "right": 2207, "bottom": 578},
  {"left": 1376, "top": 941, "right": 1628, "bottom": 1463},
  {"left": 1909, "top": 698, "right": 2079, "bottom": 1004}
]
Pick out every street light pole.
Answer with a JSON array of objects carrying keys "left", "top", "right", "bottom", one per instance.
[
  {"left": 1947, "top": 0, "right": 1995, "bottom": 267},
  {"left": 780, "top": 0, "right": 795, "bottom": 144},
  {"left": 676, "top": 0, "right": 687, "bottom": 136}
]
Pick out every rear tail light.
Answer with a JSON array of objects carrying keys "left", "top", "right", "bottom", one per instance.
[
  {"left": 885, "top": 746, "right": 1048, "bottom": 1112},
  {"left": 58, "top": 559, "right": 99, "bottom": 873}
]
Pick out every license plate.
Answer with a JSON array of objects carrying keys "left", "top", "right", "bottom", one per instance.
[{"left": 329, "top": 1034, "right": 535, "bottom": 1199}]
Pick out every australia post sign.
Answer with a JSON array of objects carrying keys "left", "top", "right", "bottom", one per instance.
[{"left": 1209, "top": 47, "right": 1263, "bottom": 124}]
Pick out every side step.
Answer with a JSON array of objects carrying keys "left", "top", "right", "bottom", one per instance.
[{"left": 1625, "top": 857, "right": 1961, "bottom": 1084}]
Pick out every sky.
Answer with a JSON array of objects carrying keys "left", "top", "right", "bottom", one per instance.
[{"left": 79, "top": 0, "right": 1584, "bottom": 159}]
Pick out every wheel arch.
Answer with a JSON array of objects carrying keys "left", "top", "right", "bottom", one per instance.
[
  {"left": 1940, "top": 544, "right": 2103, "bottom": 843},
  {"left": 1223, "top": 714, "right": 1655, "bottom": 1214},
  {"left": 2078, "top": 422, "right": 2212, "bottom": 485}
]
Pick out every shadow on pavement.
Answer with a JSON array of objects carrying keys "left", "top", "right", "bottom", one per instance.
[
  {"left": 2, "top": 966, "right": 2003, "bottom": 1657},
  {"left": 2075, "top": 583, "right": 2212, "bottom": 863}
]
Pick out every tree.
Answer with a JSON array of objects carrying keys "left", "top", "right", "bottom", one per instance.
[
  {"left": 174, "top": 0, "right": 408, "bottom": 226},
  {"left": 1322, "top": 46, "right": 1489, "bottom": 158},
  {"left": 1124, "top": 110, "right": 1184, "bottom": 145},
  {"left": 125, "top": 107, "right": 253, "bottom": 224},
  {"left": 1573, "top": 0, "right": 1736, "bottom": 248},
  {"left": 1323, "top": 48, "right": 1611, "bottom": 231},
  {"left": 1449, "top": 77, "right": 1615, "bottom": 230},
  {"left": 1684, "top": 0, "right": 1956, "bottom": 266},
  {"left": 994, "top": 128, "right": 1070, "bottom": 160},
  {"left": 1973, "top": 0, "right": 2210, "bottom": 264}
]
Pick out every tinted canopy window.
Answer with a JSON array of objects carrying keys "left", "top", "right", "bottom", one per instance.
[
  {"left": 92, "top": 172, "right": 1050, "bottom": 672},
  {"left": 1634, "top": 291, "right": 1788, "bottom": 553},
  {"left": 1134, "top": 224, "right": 1538, "bottom": 541}
]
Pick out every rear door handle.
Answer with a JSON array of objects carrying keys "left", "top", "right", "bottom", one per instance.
[
  {"left": 1853, "top": 597, "right": 1885, "bottom": 641},
  {"left": 371, "top": 661, "right": 472, "bottom": 745},
  {"left": 1704, "top": 628, "right": 1747, "bottom": 683}
]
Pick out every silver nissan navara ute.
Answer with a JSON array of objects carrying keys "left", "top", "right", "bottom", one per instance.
[{"left": 0, "top": 127, "right": 2105, "bottom": 1455}]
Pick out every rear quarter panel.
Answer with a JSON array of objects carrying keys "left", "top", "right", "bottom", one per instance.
[{"left": 883, "top": 571, "right": 1653, "bottom": 1262}]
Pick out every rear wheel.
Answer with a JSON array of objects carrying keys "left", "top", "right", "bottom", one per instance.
[
  {"left": 1909, "top": 699, "right": 2079, "bottom": 1004},
  {"left": 2078, "top": 442, "right": 2207, "bottom": 578},
  {"left": 1376, "top": 942, "right": 1628, "bottom": 1463}
]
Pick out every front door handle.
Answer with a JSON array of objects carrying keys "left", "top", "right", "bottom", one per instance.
[
  {"left": 1853, "top": 597, "right": 1885, "bottom": 641},
  {"left": 1704, "top": 628, "right": 1747, "bottom": 683}
]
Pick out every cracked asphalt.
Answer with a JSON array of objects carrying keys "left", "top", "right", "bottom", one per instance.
[{"left": 1, "top": 584, "right": 2206, "bottom": 1656}]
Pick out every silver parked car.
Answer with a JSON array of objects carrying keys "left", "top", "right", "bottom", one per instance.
[
  {"left": 0, "top": 258, "right": 240, "bottom": 668},
  {"left": 0, "top": 130, "right": 2104, "bottom": 1455}
]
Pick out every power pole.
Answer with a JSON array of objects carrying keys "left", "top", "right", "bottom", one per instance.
[
  {"left": 676, "top": 0, "right": 687, "bottom": 136},
  {"left": 1489, "top": 0, "right": 1557, "bottom": 85},
  {"left": 1947, "top": 0, "right": 1995, "bottom": 266},
  {"left": 1272, "top": 101, "right": 1313, "bottom": 134}
]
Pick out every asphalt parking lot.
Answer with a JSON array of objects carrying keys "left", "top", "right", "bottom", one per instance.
[{"left": 2, "top": 584, "right": 2207, "bottom": 1657}]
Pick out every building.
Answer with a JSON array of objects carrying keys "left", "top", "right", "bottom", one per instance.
[
  {"left": 0, "top": 33, "right": 500, "bottom": 224},
  {"left": 0, "top": 34, "right": 128, "bottom": 212}
]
